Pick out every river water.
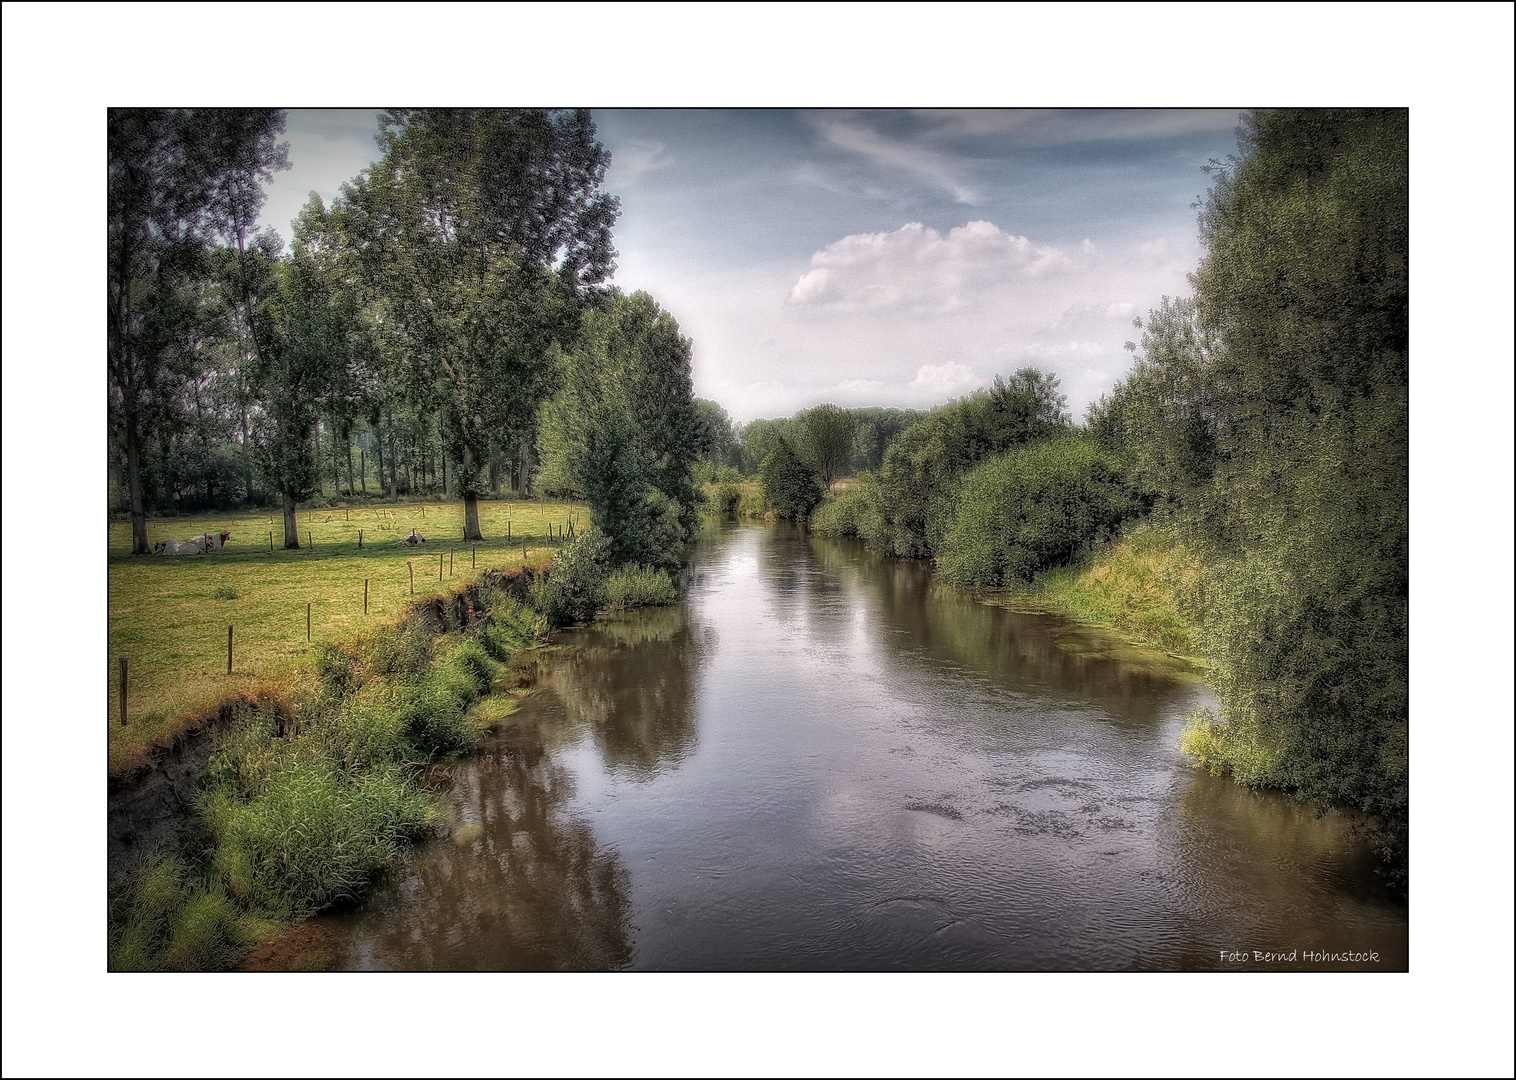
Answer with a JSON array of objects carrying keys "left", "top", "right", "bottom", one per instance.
[{"left": 291, "top": 521, "right": 1407, "bottom": 971}]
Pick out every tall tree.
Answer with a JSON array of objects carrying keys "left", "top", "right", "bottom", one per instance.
[
  {"left": 356, "top": 108, "right": 619, "bottom": 541},
  {"left": 108, "top": 108, "right": 288, "bottom": 552},
  {"left": 795, "top": 404, "right": 857, "bottom": 488},
  {"left": 539, "top": 290, "right": 703, "bottom": 565}
]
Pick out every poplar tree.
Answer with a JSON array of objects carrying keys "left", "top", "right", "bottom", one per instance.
[{"left": 357, "top": 109, "right": 619, "bottom": 541}]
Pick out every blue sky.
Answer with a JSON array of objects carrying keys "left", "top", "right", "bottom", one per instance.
[{"left": 257, "top": 108, "right": 1241, "bottom": 421}]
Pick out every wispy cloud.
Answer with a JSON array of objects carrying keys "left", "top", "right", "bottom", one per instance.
[
  {"left": 606, "top": 138, "right": 670, "bottom": 184},
  {"left": 909, "top": 108, "right": 1241, "bottom": 144},
  {"left": 817, "top": 116, "right": 978, "bottom": 203}
]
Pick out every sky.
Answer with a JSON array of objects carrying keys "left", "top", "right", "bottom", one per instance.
[{"left": 256, "top": 108, "right": 1242, "bottom": 422}]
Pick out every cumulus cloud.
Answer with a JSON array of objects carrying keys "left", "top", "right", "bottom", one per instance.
[
  {"left": 787, "top": 221, "right": 1075, "bottom": 314},
  {"left": 909, "top": 362, "right": 988, "bottom": 397}
]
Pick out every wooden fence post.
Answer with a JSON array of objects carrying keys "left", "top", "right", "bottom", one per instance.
[
  {"left": 119, "top": 658, "right": 128, "bottom": 727},
  {"left": 409, "top": 562, "right": 414, "bottom": 594},
  {"left": 308, "top": 530, "right": 313, "bottom": 550},
  {"left": 227, "top": 625, "right": 233, "bottom": 675},
  {"left": 472, "top": 546, "right": 476, "bottom": 569},
  {"left": 359, "top": 529, "right": 363, "bottom": 549},
  {"left": 307, "top": 603, "right": 312, "bottom": 642},
  {"left": 269, "top": 531, "right": 273, "bottom": 551},
  {"left": 449, "top": 546, "right": 454, "bottom": 576},
  {"left": 364, "top": 578, "right": 369, "bottom": 614},
  {"left": 439, "top": 552, "right": 443, "bottom": 580}
]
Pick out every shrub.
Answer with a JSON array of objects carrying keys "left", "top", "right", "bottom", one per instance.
[
  {"left": 874, "top": 369, "right": 1071, "bottom": 557},
  {"left": 937, "top": 436, "right": 1133, "bottom": 586},
  {"left": 759, "top": 436, "right": 824, "bottom": 521},
  {"left": 604, "top": 564, "right": 678, "bottom": 610},
  {"left": 530, "top": 531, "right": 612, "bottom": 628},
  {"left": 810, "top": 476, "right": 886, "bottom": 542},
  {"left": 316, "top": 641, "right": 364, "bottom": 697},
  {"left": 212, "top": 586, "right": 239, "bottom": 600}
]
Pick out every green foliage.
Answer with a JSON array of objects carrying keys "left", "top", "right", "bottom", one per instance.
[
  {"left": 1093, "top": 111, "right": 1409, "bottom": 881},
  {"left": 759, "top": 436, "right": 825, "bottom": 521},
  {"left": 937, "top": 436, "right": 1133, "bottom": 586},
  {"left": 737, "top": 417, "right": 790, "bottom": 476},
  {"left": 203, "top": 763, "right": 437, "bottom": 918},
  {"left": 604, "top": 565, "right": 679, "bottom": 610},
  {"left": 212, "top": 585, "right": 239, "bottom": 600},
  {"left": 847, "top": 408, "right": 928, "bottom": 474},
  {"left": 371, "top": 610, "right": 437, "bottom": 683},
  {"left": 692, "top": 397, "right": 739, "bottom": 468},
  {"left": 528, "top": 531, "right": 613, "bottom": 628},
  {"left": 810, "top": 476, "right": 887, "bottom": 545},
  {"left": 875, "top": 368, "right": 1071, "bottom": 558},
  {"left": 711, "top": 465, "right": 743, "bottom": 515},
  {"left": 539, "top": 291, "right": 702, "bottom": 565},
  {"left": 795, "top": 403, "right": 857, "bottom": 486}
]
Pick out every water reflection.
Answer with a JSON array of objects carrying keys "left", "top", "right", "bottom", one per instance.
[
  {"left": 335, "top": 727, "right": 632, "bottom": 971},
  {"left": 549, "top": 605, "right": 709, "bottom": 779}
]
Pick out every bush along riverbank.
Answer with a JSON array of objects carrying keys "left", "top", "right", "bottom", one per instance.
[{"left": 108, "top": 536, "right": 681, "bottom": 971}]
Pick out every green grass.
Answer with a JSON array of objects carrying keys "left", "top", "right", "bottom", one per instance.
[
  {"left": 108, "top": 496, "right": 587, "bottom": 773},
  {"left": 1037, "top": 523, "right": 1202, "bottom": 656},
  {"left": 604, "top": 564, "right": 679, "bottom": 610}
]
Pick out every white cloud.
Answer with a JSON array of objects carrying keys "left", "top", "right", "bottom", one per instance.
[
  {"left": 909, "top": 362, "right": 988, "bottom": 398},
  {"left": 787, "top": 221, "right": 1075, "bottom": 314}
]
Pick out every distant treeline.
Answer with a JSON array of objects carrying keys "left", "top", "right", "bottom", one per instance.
[{"left": 766, "top": 109, "right": 1408, "bottom": 881}]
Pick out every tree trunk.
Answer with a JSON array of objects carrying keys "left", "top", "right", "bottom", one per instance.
[
  {"left": 346, "top": 439, "right": 355, "bottom": 498},
  {"left": 240, "top": 407, "right": 255, "bottom": 505},
  {"left": 462, "top": 444, "right": 483, "bottom": 540},
  {"left": 489, "top": 454, "right": 500, "bottom": 495},
  {"left": 464, "top": 494, "right": 482, "bottom": 541},
  {"left": 331, "top": 421, "right": 341, "bottom": 498},
  {"left": 125, "top": 408, "right": 150, "bottom": 554},
  {"left": 282, "top": 489, "right": 300, "bottom": 548},
  {"left": 387, "top": 423, "right": 398, "bottom": 501},
  {"left": 360, "top": 448, "right": 367, "bottom": 494}
]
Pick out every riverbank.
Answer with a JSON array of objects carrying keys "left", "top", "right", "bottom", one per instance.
[{"left": 107, "top": 566, "right": 552, "bottom": 970}]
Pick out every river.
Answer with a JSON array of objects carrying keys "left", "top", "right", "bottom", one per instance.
[{"left": 276, "top": 520, "right": 1408, "bottom": 971}]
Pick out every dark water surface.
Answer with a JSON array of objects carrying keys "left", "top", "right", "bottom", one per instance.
[{"left": 305, "top": 522, "right": 1407, "bottom": 971}]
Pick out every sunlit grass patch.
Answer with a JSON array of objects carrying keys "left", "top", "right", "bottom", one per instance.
[
  {"left": 107, "top": 497, "right": 585, "bottom": 772},
  {"left": 1038, "top": 523, "right": 1201, "bottom": 656}
]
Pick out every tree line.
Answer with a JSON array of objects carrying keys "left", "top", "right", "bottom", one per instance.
[{"left": 109, "top": 108, "right": 713, "bottom": 567}]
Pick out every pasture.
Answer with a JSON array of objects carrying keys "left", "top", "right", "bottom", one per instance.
[{"left": 107, "top": 497, "right": 586, "bottom": 772}]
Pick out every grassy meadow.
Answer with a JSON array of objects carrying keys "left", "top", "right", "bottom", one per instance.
[{"left": 107, "top": 496, "right": 587, "bottom": 773}]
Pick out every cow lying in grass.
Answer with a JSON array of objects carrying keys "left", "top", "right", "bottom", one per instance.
[
  {"left": 401, "top": 530, "right": 426, "bottom": 545},
  {"left": 153, "top": 531, "right": 231, "bottom": 555}
]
